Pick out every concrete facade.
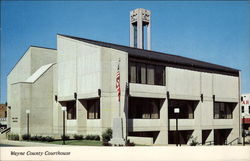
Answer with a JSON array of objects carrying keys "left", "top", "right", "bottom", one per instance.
[{"left": 7, "top": 34, "right": 241, "bottom": 145}]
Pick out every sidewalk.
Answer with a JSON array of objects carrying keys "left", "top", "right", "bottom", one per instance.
[{"left": 0, "top": 139, "right": 65, "bottom": 147}]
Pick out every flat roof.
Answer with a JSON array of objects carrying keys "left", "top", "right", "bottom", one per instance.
[{"left": 58, "top": 34, "right": 239, "bottom": 76}]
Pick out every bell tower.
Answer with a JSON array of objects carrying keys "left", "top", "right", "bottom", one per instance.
[{"left": 130, "top": 8, "right": 151, "bottom": 50}]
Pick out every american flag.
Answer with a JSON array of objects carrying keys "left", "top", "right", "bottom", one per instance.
[{"left": 116, "top": 59, "right": 121, "bottom": 102}]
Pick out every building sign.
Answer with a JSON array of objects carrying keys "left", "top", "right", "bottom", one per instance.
[{"left": 242, "top": 100, "right": 249, "bottom": 105}]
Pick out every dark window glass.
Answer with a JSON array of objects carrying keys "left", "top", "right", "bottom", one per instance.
[
  {"left": 242, "top": 106, "right": 244, "bottom": 113},
  {"left": 133, "top": 24, "right": 137, "bottom": 47},
  {"left": 129, "top": 61, "right": 165, "bottom": 86},
  {"left": 5, "top": 111, "right": 7, "bottom": 117},
  {"left": 66, "top": 101, "right": 76, "bottom": 120},
  {"left": 87, "top": 99, "right": 100, "bottom": 119},
  {"left": 214, "top": 102, "right": 236, "bottom": 119},
  {"left": 128, "top": 97, "right": 162, "bottom": 119},
  {"left": 168, "top": 99, "right": 198, "bottom": 119},
  {"left": 249, "top": 106, "right": 250, "bottom": 113}
]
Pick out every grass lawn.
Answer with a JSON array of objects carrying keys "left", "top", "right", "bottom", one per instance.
[
  {"left": 27, "top": 140, "right": 148, "bottom": 146},
  {"left": 42, "top": 140, "right": 103, "bottom": 146},
  {"left": 47, "top": 140, "right": 147, "bottom": 146}
]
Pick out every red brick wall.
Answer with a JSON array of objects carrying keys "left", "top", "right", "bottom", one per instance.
[{"left": 0, "top": 104, "right": 7, "bottom": 118}]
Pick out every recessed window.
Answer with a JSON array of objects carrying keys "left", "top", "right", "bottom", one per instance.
[
  {"left": 214, "top": 102, "right": 236, "bottom": 119},
  {"left": 242, "top": 106, "right": 244, "bottom": 113},
  {"left": 87, "top": 99, "right": 100, "bottom": 119},
  {"left": 168, "top": 99, "right": 198, "bottom": 119},
  {"left": 129, "top": 97, "right": 162, "bottom": 119},
  {"left": 129, "top": 61, "right": 165, "bottom": 86},
  {"left": 66, "top": 101, "right": 76, "bottom": 120}
]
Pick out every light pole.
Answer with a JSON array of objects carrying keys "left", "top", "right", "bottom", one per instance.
[
  {"left": 26, "top": 109, "right": 30, "bottom": 136},
  {"left": 174, "top": 108, "right": 180, "bottom": 146},
  {"left": 242, "top": 113, "right": 245, "bottom": 146},
  {"left": 61, "top": 106, "right": 67, "bottom": 145}
]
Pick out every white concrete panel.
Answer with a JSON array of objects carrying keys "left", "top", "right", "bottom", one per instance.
[
  {"left": 127, "top": 136, "right": 153, "bottom": 145},
  {"left": 167, "top": 67, "right": 200, "bottom": 98},
  {"left": 77, "top": 42, "right": 101, "bottom": 94},
  {"left": 128, "top": 119, "right": 161, "bottom": 131},
  {"left": 213, "top": 74, "right": 239, "bottom": 100},
  {"left": 129, "top": 83, "right": 166, "bottom": 98},
  {"left": 169, "top": 119, "right": 195, "bottom": 131},
  {"left": 201, "top": 73, "right": 213, "bottom": 97},
  {"left": 57, "top": 37, "right": 77, "bottom": 98}
]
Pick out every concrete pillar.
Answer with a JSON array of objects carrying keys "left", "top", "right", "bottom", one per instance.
[
  {"left": 206, "top": 129, "right": 214, "bottom": 144},
  {"left": 77, "top": 99, "right": 87, "bottom": 134},
  {"left": 154, "top": 99, "right": 168, "bottom": 145},
  {"left": 147, "top": 23, "right": 151, "bottom": 50},
  {"left": 56, "top": 102, "right": 64, "bottom": 137},
  {"left": 190, "top": 129, "right": 202, "bottom": 145},
  {"left": 101, "top": 96, "right": 112, "bottom": 131},
  {"left": 137, "top": 13, "right": 143, "bottom": 49},
  {"left": 130, "top": 22, "right": 134, "bottom": 47}
]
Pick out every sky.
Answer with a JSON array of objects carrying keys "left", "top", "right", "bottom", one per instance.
[{"left": 0, "top": 1, "right": 250, "bottom": 103}]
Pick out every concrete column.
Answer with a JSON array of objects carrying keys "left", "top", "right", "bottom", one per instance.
[
  {"left": 154, "top": 99, "right": 168, "bottom": 145},
  {"left": 206, "top": 129, "right": 214, "bottom": 144},
  {"left": 77, "top": 99, "right": 87, "bottom": 134},
  {"left": 147, "top": 23, "right": 151, "bottom": 50},
  {"left": 101, "top": 96, "right": 112, "bottom": 132},
  {"left": 130, "top": 23, "right": 134, "bottom": 47},
  {"left": 137, "top": 12, "right": 143, "bottom": 49},
  {"left": 190, "top": 129, "right": 202, "bottom": 145},
  {"left": 56, "top": 102, "right": 64, "bottom": 137}
]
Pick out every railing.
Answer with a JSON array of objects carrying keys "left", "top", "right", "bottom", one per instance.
[
  {"left": 198, "top": 141, "right": 214, "bottom": 146},
  {"left": 0, "top": 118, "right": 7, "bottom": 121},
  {"left": 0, "top": 127, "right": 10, "bottom": 134},
  {"left": 226, "top": 138, "right": 239, "bottom": 145}
]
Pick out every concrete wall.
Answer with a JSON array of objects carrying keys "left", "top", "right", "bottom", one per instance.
[{"left": 7, "top": 46, "right": 56, "bottom": 135}]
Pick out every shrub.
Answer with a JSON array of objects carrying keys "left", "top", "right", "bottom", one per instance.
[
  {"left": 41, "top": 136, "right": 47, "bottom": 142},
  {"left": 73, "top": 134, "right": 83, "bottom": 140},
  {"left": 21, "top": 134, "right": 31, "bottom": 141},
  {"left": 8, "top": 133, "right": 19, "bottom": 141},
  {"left": 102, "top": 142, "right": 112, "bottom": 146},
  {"left": 125, "top": 139, "right": 135, "bottom": 146},
  {"left": 189, "top": 136, "right": 199, "bottom": 146},
  {"left": 30, "top": 135, "right": 38, "bottom": 141},
  {"left": 102, "top": 128, "right": 112, "bottom": 143},
  {"left": 36, "top": 136, "right": 43, "bottom": 141},
  {"left": 61, "top": 135, "right": 70, "bottom": 140},
  {"left": 85, "top": 135, "right": 100, "bottom": 141},
  {"left": 45, "top": 136, "right": 54, "bottom": 142}
]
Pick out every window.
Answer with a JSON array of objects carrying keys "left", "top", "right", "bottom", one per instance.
[
  {"left": 129, "top": 61, "right": 165, "bottom": 86},
  {"left": 214, "top": 102, "right": 236, "bottom": 119},
  {"left": 249, "top": 106, "right": 250, "bottom": 114},
  {"left": 129, "top": 97, "right": 162, "bottom": 119},
  {"left": 168, "top": 99, "right": 198, "bottom": 119},
  {"left": 87, "top": 99, "right": 100, "bottom": 119},
  {"left": 66, "top": 101, "right": 76, "bottom": 120},
  {"left": 5, "top": 111, "right": 7, "bottom": 117},
  {"left": 242, "top": 106, "right": 244, "bottom": 113}
]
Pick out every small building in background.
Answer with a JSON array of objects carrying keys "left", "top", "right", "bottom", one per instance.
[
  {"left": 0, "top": 104, "right": 7, "bottom": 129},
  {"left": 241, "top": 93, "right": 250, "bottom": 131}
]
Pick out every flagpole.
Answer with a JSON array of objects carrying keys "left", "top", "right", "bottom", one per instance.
[{"left": 119, "top": 99, "right": 121, "bottom": 117}]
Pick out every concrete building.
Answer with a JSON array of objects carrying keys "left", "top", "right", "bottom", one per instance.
[
  {"left": 7, "top": 9, "right": 241, "bottom": 145},
  {"left": 241, "top": 93, "right": 250, "bottom": 131}
]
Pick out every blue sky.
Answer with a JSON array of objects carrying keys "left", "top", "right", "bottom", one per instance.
[{"left": 0, "top": 1, "right": 249, "bottom": 103}]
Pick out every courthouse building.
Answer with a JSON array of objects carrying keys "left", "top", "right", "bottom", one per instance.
[{"left": 7, "top": 9, "right": 241, "bottom": 145}]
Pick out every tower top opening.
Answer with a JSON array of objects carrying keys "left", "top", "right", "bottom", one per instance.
[{"left": 130, "top": 8, "right": 151, "bottom": 50}]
